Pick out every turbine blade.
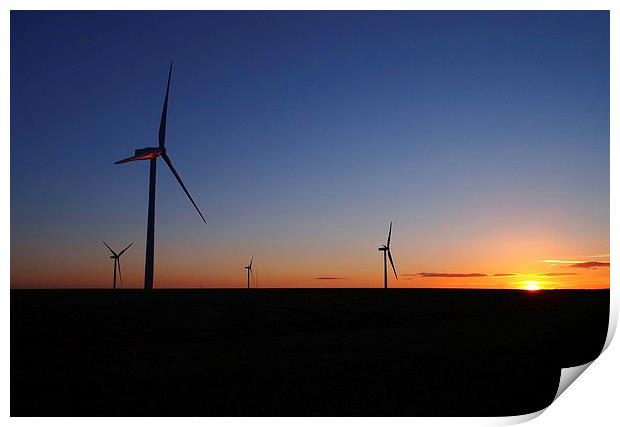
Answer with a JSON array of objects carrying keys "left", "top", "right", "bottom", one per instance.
[
  {"left": 117, "top": 258, "right": 124, "bottom": 288},
  {"left": 388, "top": 250, "right": 398, "bottom": 279},
  {"left": 249, "top": 255, "right": 253, "bottom": 269},
  {"left": 159, "top": 62, "right": 173, "bottom": 148},
  {"left": 118, "top": 242, "right": 134, "bottom": 257},
  {"left": 102, "top": 241, "right": 118, "bottom": 257},
  {"left": 161, "top": 152, "right": 206, "bottom": 223},
  {"left": 250, "top": 268, "right": 254, "bottom": 281},
  {"left": 114, "top": 155, "right": 145, "bottom": 165},
  {"left": 387, "top": 221, "right": 392, "bottom": 247}
]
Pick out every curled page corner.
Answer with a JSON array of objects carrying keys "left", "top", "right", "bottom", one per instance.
[
  {"left": 545, "top": 281, "right": 618, "bottom": 405},
  {"left": 490, "top": 362, "right": 597, "bottom": 426},
  {"left": 549, "top": 287, "right": 615, "bottom": 405},
  {"left": 495, "top": 287, "right": 616, "bottom": 426},
  {"left": 547, "top": 282, "right": 618, "bottom": 401},
  {"left": 492, "top": 408, "right": 546, "bottom": 425},
  {"left": 521, "top": 286, "right": 616, "bottom": 422},
  {"left": 554, "top": 361, "right": 593, "bottom": 401}
]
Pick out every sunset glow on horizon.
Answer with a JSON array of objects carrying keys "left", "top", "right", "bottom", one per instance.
[
  {"left": 521, "top": 282, "right": 542, "bottom": 291},
  {"left": 10, "top": 253, "right": 610, "bottom": 290}
]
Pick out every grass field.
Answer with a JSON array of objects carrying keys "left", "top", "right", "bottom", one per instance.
[{"left": 11, "top": 288, "right": 609, "bottom": 416}]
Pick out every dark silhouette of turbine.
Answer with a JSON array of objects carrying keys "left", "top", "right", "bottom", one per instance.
[
  {"left": 378, "top": 221, "right": 398, "bottom": 288},
  {"left": 103, "top": 241, "right": 133, "bottom": 289},
  {"left": 245, "top": 255, "right": 254, "bottom": 289},
  {"left": 114, "top": 63, "right": 206, "bottom": 290}
]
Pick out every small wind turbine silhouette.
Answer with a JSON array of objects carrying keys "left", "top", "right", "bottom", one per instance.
[
  {"left": 103, "top": 242, "right": 133, "bottom": 289},
  {"left": 115, "top": 63, "right": 206, "bottom": 289},
  {"left": 245, "top": 256, "right": 254, "bottom": 289},
  {"left": 378, "top": 221, "right": 398, "bottom": 288}
]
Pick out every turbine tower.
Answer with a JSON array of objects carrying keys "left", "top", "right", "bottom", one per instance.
[
  {"left": 378, "top": 221, "right": 398, "bottom": 288},
  {"left": 103, "top": 242, "right": 133, "bottom": 289},
  {"left": 245, "top": 256, "right": 254, "bottom": 289},
  {"left": 115, "top": 63, "right": 206, "bottom": 289}
]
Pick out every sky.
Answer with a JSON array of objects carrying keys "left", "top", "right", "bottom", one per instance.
[{"left": 10, "top": 11, "right": 609, "bottom": 290}]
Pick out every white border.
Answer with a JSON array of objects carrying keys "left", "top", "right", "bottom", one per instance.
[{"left": 4, "top": 1, "right": 618, "bottom": 426}]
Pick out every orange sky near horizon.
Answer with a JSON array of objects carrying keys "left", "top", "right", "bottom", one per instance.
[
  {"left": 11, "top": 244, "right": 609, "bottom": 290},
  {"left": 11, "top": 217, "right": 610, "bottom": 290}
]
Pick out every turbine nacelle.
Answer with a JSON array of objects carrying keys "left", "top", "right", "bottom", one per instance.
[
  {"left": 135, "top": 146, "right": 164, "bottom": 158},
  {"left": 115, "top": 147, "right": 164, "bottom": 164}
]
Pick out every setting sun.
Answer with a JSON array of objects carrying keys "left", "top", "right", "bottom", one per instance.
[{"left": 521, "top": 280, "right": 542, "bottom": 291}]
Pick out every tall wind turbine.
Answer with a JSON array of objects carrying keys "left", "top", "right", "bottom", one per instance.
[
  {"left": 115, "top": 63, "right": 206, "bottom": 289},
  {"left": 245, "top": 256, "right": 254, "bottom": 289},
  {"left": 103, "top": 242, "right": 133, "bottom": 289},
  {"left": 378, "top": 221, "right": 398, "bottom": 288}
]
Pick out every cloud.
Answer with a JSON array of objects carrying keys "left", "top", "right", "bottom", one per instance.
[
  {"left": 418, "top": 272, "right": 487, "bottom": 278},
  {"left": 314, "top": 276, "right": 347, "bottom": 280},
  {"left": 404, "top": 270, "right": 584, "bottom": 278},
  {"left": 570, "top": 262, "right": 609, "bottom": 269},
  {"left": 539, "top": 272, "right": 577, "bottom": 276},
  {"left": 541, "top": 259, "right": 585, "bottom": 264}
]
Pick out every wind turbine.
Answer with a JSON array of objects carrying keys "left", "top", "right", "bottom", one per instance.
[
  {"left": 378, "top": 221, "right": 398, "bottom": 288},
  {"left": 103, "top": 242, "right": 133, "bottom": 289},
  {"left": 115, "top": 63, "right": 206, "bottom": 289},
  {"left": 245, "top": 255, "right": 254, "bottom": 289}
]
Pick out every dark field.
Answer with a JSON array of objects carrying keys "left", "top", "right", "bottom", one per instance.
[{"left": 11, "top": 288, "right": 609, "bottom": 416}]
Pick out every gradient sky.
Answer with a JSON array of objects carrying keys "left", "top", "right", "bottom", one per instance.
[{"left": 11, "top": 11, "right": 609, "bottom": 289}]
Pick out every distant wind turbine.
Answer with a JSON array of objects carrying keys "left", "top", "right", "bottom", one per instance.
[
  {"left": 103, "top": 242, "right": 133, "bottom": 289},
  {"left": 245, "top": 256, "right": 254, "bottom": 289},
  {"left": 115, "top": 63, "right": 206, "bottom": 289},
  {"left": 378, "top": 221, "right": 398, "bottom": 288}
]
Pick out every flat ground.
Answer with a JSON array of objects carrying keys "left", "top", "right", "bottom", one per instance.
[{"left": 11, "top": 289, "right": 609, "bottom": 416}]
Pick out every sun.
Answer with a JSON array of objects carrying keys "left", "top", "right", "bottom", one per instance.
[{"left": 521, "top": 280, "right": 542, "bottom": 291}]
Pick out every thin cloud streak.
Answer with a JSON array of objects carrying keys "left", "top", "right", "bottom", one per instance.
[
  {"left": 541, "top": 259, "right": 585, "bottom": 264},
  {"left": 570, "top": 262, "right": 609, "bottom": 269},
  {"left": 414, "top": 272, "right": 516, "bottom": 278},
  {"left": 539, "top": 273, "right": 578, "bottom": 276},
  {"left": 406, "top": 272, "right": 578, "bottom": 278}
]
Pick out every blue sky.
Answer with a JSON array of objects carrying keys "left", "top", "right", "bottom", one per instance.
[{"left": 11, "top": 11, "right": 609, "bottom": 288}]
